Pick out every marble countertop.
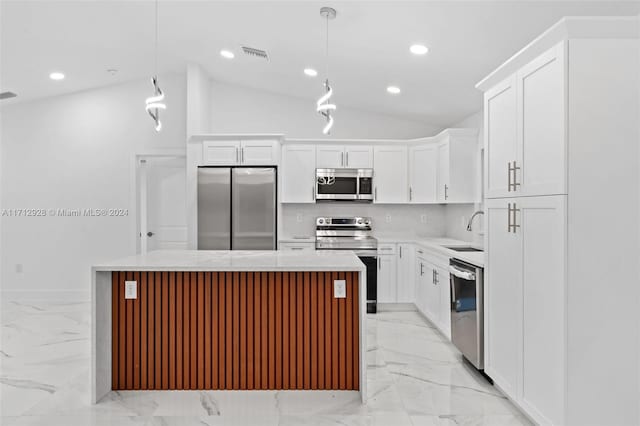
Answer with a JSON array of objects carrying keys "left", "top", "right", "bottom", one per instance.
[
  {"left": 375, "top": 235, "right": 485, "bottom": 267},
  {"left": 93, "top": 250, "right": 365, "bottom": 272}
]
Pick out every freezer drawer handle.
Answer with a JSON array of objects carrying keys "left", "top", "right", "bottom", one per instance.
[{"left": 449, "top": 265, "right": 475, "bottom": 281}]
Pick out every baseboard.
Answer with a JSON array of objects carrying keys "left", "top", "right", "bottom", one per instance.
[
  {"left": 1, "top": 289, "right": 90, "bottom": 302},
  {"left": 377, "top": 303, "right": 417, "bottom": 312}
]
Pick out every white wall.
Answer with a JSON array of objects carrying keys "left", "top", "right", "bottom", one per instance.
[
  {"left": 445, "top": 110, "right": 484, "bottom": 243},
  {"left": 1, "top": 72, "right": 186, "bottom": 297},
  {"left": 209, "top": 80, "right": 442, "bottom": 139}
]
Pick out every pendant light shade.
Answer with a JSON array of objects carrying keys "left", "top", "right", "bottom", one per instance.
[
  {"left": 317, "top": 7, "right": 337, "bottom": 135},
  {"left": 145, "top": 0, "right": 165, "bottom": 132}
]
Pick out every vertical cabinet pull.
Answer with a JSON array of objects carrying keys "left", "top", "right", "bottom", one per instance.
[
  {"left": 341, "top": 152, "right": 344, "bottom": 167},
  {"left": 241, "top": 147, "right": 244, "bottom": 163},
  {"left": 444, "top": 184, "right": 449, "bottom": 200},
  {"left": 346, "top": 152, "right": 349, "bottom": 167},
  {"left": 507, "top": 202, "right": 521, "bottom": 233},
  {"left": 508, "top": 161, "right": 521, "bottom": 192},
  {"left": 378, "top": 257, "right": 381, "bottom": 270},
  {"left": 236, "top": 147, "right": 239, "bottom": 163},
  {"left": 375, "top": 187, "right": 378, "bottom": 201},
  {"left": 312, "top": 186, "right": 315, "bottom": 201},
  {"left": 409, "top": 187, "right": 413, "bottom": 201},
  {"left": 399, "top": 246, "right": 402, "bottom": 258}
]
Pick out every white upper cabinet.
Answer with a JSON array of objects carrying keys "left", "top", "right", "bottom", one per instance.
[
  {"left": 409, "top": 145, "right": 438, "bottom": 203},
  {"left": 281, "top": 145, "right": 316, "bottom": 203},
  {"left": 484, "top": 42, "right": 566, "bottom": 199},
  {"left": 202, "top": 139, "right": 278, "bottom": 166},
  {"left": 373, "top": 145, "right": 408, "bottom": 203},
  {"left": 485, "top": 76, "right": 517, "bottom": 199},
  {"left": 202, "top": 140, "right": 241, "bottom": 165},
  {"left": 316, "top": 145, "right": 373, "bottom": 168},
  {"left": 241, "top": 139, "right": 279, "bottom": 165},
  {"left": 344, "top": 146, "right": 373, "bottom": 168},
  {"left": 434, "top": 131, "right": 478, "bottom": 203},
  {"left": 516, "top": 42, "right": 566, "bottom": 197},
  {"left": 316, "top": 145, "right": 345, "bottom": 168}
]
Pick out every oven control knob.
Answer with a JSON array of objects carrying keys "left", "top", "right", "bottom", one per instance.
[
  {"left": 318, "top": 218, "right": 325, "bottom": 224},
  {"left": 357, "top": 219, "right": 363, "bottom": 224}
]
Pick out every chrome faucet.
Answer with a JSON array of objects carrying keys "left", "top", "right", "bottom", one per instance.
[{"left": 466, "top": 210, "right": 484, "bottom": 232}]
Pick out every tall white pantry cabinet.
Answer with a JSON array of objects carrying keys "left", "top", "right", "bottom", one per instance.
[{"left": 477, "top": 17, "right": 639, "bottom": 426}]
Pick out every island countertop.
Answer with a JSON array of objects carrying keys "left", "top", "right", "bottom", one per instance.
[{"left": 92, "top": 249, "right": 366, "bottom": 272}]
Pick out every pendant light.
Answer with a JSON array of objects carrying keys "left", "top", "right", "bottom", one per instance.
[
  {"left": 317, "top": 7, "right": 336, "bottom": 135},
  {"left": 145, "top": 0, "right": 166, "bottom": 132}
]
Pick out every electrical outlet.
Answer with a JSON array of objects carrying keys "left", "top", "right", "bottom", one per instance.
[
  {"left": 125, "top": 281, "right": 137, "bottom": 299},
  {"left": 385, "top": 214, "right": 392, "bottom": 223},
  {"left": 420, "top": 214, "right": 427, "bottom": 224},
  {"left": 296, "top": 213, "right": 303, "bottom": 223},
  {"left": 334, "top": 280, "right": 346, "bottom": 298},
  {"left": 15, "top": 263, "right": 23, "bottom": 273}
]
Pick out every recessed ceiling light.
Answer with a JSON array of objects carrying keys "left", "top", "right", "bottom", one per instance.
[
  {"left": 410, "top": 44, "right": 429, "bottom": 55},
  {"left": 220, "top": 49, "right": 235, "bottom": 59},
  {"left": 304, "top": 68, "right": 318, "bottom": 77},
  {"left": 49, "top": 72, "right": 65, "bottom": 81},
  {"left": 387, "top": 86, "right": 401, "bottom": 95}
]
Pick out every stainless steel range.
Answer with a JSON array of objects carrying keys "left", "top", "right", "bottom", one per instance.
[{"left": 315, "top": 217, "right": 378, "bottom": 313}]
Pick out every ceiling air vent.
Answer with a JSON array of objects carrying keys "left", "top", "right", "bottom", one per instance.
[
  {"left": 241, "top": 46, "right": 269, "bottom": 61},
  {"left": 0, "top": 91, "right": 17, "bottom": 100}
]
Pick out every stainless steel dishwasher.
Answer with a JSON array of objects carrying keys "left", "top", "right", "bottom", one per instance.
[{"left": 449, "top": 258, "right": 484, "bottom": 370}]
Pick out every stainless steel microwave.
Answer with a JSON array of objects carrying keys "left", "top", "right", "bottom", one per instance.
[{"left": 315, "top": 168, "right": 373, "bottom": 202}]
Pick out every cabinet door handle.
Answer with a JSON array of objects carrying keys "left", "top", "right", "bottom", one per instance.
[
  {"left": 409, "top": 186, "right": 413, "bottom": 201},
  {"left": 507, "top": 203, "right": 512, "bottom": 232},
  {"left": 508, "top": 162, "right": 512, "bottom": 192},
  {"left": 417, "top": 249, "right": 424, "bottom": 255},
  {"left": 312, "top": 186, "right": 315, "bottom": 201},
  {"left": 434, "top": 270, "right": 438, "bottom": 285},
  {"left": 512, "top": 202, "right": 521, "bottom": 233},
  {"left": 341, "top": 152, "right": 344, "bottom": 167},
  {"left": 375, "top": 187, "right": 378, "bottom": 201},
  {"left": 512, "top": 161, "right": 521, "bottom": 191},
  {"left": 241, "top": 147, "right": 244, "bottom": 163},
  {"left": 346, "top": 152, "right": 349, "bottom": 167},
  {"left": 420, "top": 263, "right": 424, "bottom": 276},
  {"left": 444, "top": 184, "right": 449, "bottom": 200},
  {"left": 378, "top": 257, "right": 381, "bottom": 270},
  {"left": 236, "top": 147, "right": 239, "bottom": 163},
  {"left": 399, "top": 246, "right": 402, "bottom": 258}
]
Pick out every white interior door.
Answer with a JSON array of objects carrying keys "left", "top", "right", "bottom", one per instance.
[{"left": 139, "top": 156, "right": 188, "bottom": 253}]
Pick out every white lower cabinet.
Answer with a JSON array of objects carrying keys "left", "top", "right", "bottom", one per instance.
[
  {"left": 414, "top": 248, "right": 451, "bottom": 337},
  {"left": 396, "top": 244, "right": 415, "bottom": 303},
  {"left": 485, "top": 195, "right": 566, "bottom": 425},
  {"left": 377, "top": 248, "right": 397, "bottom": 303}
]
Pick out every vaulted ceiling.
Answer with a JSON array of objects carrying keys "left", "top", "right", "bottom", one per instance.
[{"left": 2, "top": 1, "right": 639, "bottom": 126}]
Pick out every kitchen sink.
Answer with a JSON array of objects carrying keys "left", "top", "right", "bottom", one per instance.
[{"left": 444, "top": 246, "right": 483, "bottom": 252}]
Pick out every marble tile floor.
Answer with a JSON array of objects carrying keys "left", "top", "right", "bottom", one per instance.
[{"left": 0, "top": 298, "right": 532, "bottom": 426}]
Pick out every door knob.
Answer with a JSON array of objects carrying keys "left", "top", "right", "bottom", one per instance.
[{"left": 147, "top": 231, "right": 154, "bottom": 237}]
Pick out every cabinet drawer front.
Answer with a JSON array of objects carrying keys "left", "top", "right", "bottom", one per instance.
[
  {"left": 279, "top": 242, "right": 315, "bottom": 252},
  {"left": 377, "top": 244, "right": 396, "bottom": 255}
]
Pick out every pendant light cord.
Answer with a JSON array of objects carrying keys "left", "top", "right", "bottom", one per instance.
[
  {"left": 325, "top": 14, "right": 329, "bottom": 79},
  {"left": 154, "top": 0, "right": 158, "bottom": 76}
]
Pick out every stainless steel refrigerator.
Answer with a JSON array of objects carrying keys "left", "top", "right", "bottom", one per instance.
[{"left": 197, "top": 167, "right": 277, "bottom": 250}]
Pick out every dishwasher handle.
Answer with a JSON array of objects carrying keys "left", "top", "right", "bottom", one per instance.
[{"left": 449, "top": 265, "right": 476, "bottom": 281}]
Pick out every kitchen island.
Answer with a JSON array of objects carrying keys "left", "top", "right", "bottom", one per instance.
[{"left": 91, "top": 250, "right": 366, "bottom": 403}]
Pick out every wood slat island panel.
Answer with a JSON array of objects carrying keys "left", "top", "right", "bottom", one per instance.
[{"left": 111, "top": 271, "right": 359, "bottom": 391}]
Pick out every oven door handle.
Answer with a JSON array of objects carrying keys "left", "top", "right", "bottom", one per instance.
[{"left": 449, "top": 265, "right": 476, "bottom": 281}]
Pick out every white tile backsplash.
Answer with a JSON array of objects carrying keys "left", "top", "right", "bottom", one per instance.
[{"left": 281, "top": 204, "right": 446, "bottom": 238}]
